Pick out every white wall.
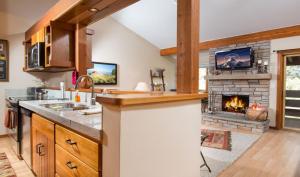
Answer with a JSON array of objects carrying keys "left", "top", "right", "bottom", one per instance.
[
  {"left": 269, "top": 36, "right": 300, "bottom": 127},
  {"left": 0, "top": 34, "right": 40, "bottom": 134},
  {"left": 0, "top": 33, "right": 72, "bottom": 135},
  {"left": 89, "top": 17, "right": 176, "bottom": 90}
]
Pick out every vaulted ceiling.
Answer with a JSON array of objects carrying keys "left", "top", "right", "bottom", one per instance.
[
  {"left": 112, "top": 0, "right": 300, "bottom": 49},
  {"left": 0, "top": 0, "right": 58, "bottom": 35}
]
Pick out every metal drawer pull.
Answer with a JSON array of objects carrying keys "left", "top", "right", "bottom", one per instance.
[
  {"left": 65, "top": 139, "right": 77, "bottom": 145},
  {"left": 66, "top": 161, "right": 77, "bottom": 169}
]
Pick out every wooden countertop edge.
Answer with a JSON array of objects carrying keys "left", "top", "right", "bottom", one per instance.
[{"left": 96, "top": 93, "right": 208, "bottom": 106}]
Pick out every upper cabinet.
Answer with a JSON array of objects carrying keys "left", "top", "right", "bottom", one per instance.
[
  {"left": 45, "top": 21, "right": 75, "bottom": 68},
  {"left": 24, "top": 21, "right": 76, "bottom": 72},
  {"left": 23, "top": 0, "right": 139, "bottom": 74}
]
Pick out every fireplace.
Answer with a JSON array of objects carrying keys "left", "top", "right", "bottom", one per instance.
[{"left": 222, "top": 95, "right": 249, "bottom": 114}]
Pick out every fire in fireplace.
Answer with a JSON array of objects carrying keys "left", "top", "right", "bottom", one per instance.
[{"left": 222, "top": 95, "right": 249, "bottom": 114}]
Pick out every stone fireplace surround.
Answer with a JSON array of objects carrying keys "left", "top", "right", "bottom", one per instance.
[{"left": 202, "top": 41, "right": 271, "bottom": 133}]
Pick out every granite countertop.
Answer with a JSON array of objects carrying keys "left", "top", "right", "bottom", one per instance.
[{"left": 19, "top": 100, "right": 102, "bottom": 141}]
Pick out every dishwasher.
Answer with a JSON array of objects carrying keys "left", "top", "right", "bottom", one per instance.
[{"left": 21, "top": 108, "right": 32, "bottom": 168}]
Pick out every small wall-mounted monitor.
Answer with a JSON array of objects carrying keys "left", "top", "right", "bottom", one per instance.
[{"left": 87, "top": 62, "right": 117, "bottom": 85}]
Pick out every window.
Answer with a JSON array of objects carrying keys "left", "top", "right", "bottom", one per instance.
[{"left": 199, "top": 67, "right": 207, "bottom": 91}]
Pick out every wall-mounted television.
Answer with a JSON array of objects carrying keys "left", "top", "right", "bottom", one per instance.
[
  {"left": 87, "top": 62, "right": 117, "bottom": 85},
  {"left": 215, "top": 47, "right": 254, "bottom": 70}
]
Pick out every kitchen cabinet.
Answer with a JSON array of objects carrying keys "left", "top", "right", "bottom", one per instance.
[
  {"left": 31, "top": 114, "right": 101, "bottom": 177},
  {"left": 32, "top": 113, "right": 55, "bottom": 177},
  {"left": 45, "top": 21, "right": 75, "bottom": 68},
  {"left": 55, "top": 125, "right": 101, "bottom": 177}
]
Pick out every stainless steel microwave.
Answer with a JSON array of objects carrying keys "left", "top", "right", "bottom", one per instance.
[{"left": 27, "top": 42, "right": 45, "bottom": 69}]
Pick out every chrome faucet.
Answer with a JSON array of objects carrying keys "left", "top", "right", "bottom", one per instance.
[{"left": 74, "top": 75, "right": 96, "bottom": 105}]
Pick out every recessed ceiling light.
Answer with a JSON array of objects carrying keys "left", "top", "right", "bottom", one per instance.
[{"left": 89, "top": 8, "right": 99, "bottom": 12}]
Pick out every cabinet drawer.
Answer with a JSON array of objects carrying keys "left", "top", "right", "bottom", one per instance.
[
  {"left": 56, "top": 145, "right": 98, "bottom": 177},
  {"left": 55, "top": 125, "right": 100, "bottom": 171}
]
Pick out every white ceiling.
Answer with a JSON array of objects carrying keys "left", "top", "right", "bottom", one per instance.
[
  {"left": 112, "top": 0, "right": 300, "bottom": 49},
  {"left": 0, "top": 0, "right": 58, "bottom": 35}
]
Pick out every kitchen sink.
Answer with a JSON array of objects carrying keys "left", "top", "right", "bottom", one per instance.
[{"left": 40, "top": 102, "right": 90, "bottom": 111}]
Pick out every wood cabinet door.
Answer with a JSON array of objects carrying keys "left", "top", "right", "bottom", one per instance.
[
  {"left": 48, "top": 21, "right": 75, "bottom": 68},
  {"left": 32, "top": 114, "right": 55, "bottom": 177}
]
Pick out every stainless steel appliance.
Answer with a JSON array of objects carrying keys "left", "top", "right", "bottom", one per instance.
[
  {"left": 5, "top": 93, "right": 50, "bottom": 162},
  {"left": 21, "top": 108, "right": 32, "bottom": 168},
  {"left": 27, "top": 42, "right": 45, "bottom": 69},
  {"left": 5, "top": 99, "right": 21, "bottom": 159}
]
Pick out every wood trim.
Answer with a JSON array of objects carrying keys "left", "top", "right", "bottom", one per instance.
[
  {"left": 0, "top": 134, "right": 8, "bottom": 138},
  {"left": 25, "top": 0, "right": 81, "bottom": 41},
  {"left": 96, "top": 92, "right": 208, "bottom": 106},
  {"left": 161, "top": 24, "right": 300, "bottom": 56},
  {"left": 176, "top": 0, "right": 200, "bottom": 93},
  {"left": 276, "top": 53, "right": 285, "bottom": 129},
  {"left": 276, "top": 48, "right": 300, "bottom": 129}
]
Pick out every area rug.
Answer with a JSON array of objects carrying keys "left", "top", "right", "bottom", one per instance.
[
  {"left": 0, "top": 153, "right": 17, "bottom": 177},
  {"left": 201, "top": 129, "right": 232, "bottom": 151},
  {"left": 200, "top": 128, "right": 262, "bottom": 177}
]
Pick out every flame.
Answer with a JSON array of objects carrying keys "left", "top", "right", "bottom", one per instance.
[{"left": 224, "top": 96, "right": 246, "bottom": 112}]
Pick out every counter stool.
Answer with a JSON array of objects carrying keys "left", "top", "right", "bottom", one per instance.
[{"left": 201, "top": 135, "right": 211, "bottom": 173}]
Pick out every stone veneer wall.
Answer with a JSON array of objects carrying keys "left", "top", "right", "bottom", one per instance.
[{"left": 208, "top": 41, "right": 271, "bottom": 112}]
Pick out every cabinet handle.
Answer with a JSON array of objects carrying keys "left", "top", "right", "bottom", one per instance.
[
  {"left": 36, "top": 144, "right": 41, "bottom": 154},
  {"left": 65, "top": 139, "right": 77, "bottom": 145},
  {"left": 66, "top": 161, "right": 77, "bottom": 169},
  {"left": 39, "top": 144, "right": 45, "bottom": 156}
]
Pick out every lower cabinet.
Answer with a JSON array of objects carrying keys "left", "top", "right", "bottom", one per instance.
[
  {"left": 32, "top": 114, "right": 55, "bottom": 177},
  {"left": 31, "top": 114, "right": 101, "bottom": 177},
  {"left": 56, "top": 145, "right": 99, "bottom": 177}
]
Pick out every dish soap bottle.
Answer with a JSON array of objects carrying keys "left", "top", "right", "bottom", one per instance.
[{"left": 75, "top": 90, "right": 81, "bottom": 102}]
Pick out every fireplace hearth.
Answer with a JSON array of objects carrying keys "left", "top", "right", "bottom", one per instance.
[{"left": 222, "top": 95, "right": 249, "bottom": 114}]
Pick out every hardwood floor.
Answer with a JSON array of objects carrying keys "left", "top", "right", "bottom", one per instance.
[
  {"left": 0, "top": 136, "right": 34, "bottom": 177},
  {"left": 218, "top": 129, "right": 300, "bottom": 177}
]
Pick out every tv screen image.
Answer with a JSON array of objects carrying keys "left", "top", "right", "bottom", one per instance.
[
  {"left": 87, "top": 62, "right": 117, "bottom": 85},
  {"left": 215, "top": 47, "right": 253, "bottom": 70}
]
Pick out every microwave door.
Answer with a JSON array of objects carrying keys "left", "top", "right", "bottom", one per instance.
[{"left": 31, "top": 45, "right": 39, "bottom": 68}]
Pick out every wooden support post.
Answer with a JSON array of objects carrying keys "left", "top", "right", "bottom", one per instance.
[
  {"left": 75, "top": 24, "right": 94, "bottom": 76},
  {"left": 177, "top": 0, "right": 200, "bottom": 93}
]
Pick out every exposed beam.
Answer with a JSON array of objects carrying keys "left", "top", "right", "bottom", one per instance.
[
  {"left": 25, "top": 0, "right": 81, "bottom": 41},
  {"left": 25, "top": 0, "right": 139, "bottom": 41},
  {"left": 176, "top": 0, "right": 200, "bottom": 94},
  {"left": 161, "top": 24, "right": 300, "bottom": 56}
]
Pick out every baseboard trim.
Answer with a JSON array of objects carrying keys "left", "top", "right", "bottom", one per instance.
[{"left": 0, "top": 134, "right": 8, "bottom": 138}]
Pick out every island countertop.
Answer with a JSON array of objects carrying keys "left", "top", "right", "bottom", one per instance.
[
  {"left": 96, "top": 92, "right": 208, "bottom": 106},
  {"left": 19, "top": 100, "right": 102, "bottom": 141}
]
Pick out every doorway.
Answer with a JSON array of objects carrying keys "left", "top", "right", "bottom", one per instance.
[
  {"left": 284, "top": 55, "right": 300, "bottom": 130},
  {"left": 277, "top": 49, "right": 300, "bottom": 130}
]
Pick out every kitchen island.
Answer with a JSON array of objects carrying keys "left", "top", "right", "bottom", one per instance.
[{"left": 97, "top": 92, "right": 208, "bottom": 177}]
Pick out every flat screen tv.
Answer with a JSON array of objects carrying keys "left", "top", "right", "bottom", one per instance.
[
  {"left": 87, "top": 62, "right": 117, "bottom": 85},
  {"left": 215, "top": 47, "right": 254, "bottom": 70}
]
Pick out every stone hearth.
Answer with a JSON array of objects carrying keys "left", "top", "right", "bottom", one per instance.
[{"left": 202, "top": 113, "right": 270, "bottom": 133}]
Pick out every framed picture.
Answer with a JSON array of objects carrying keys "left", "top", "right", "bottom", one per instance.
[
  {"left": 0, "top": 40, "right": 9, "bottom": 82},
  {"left": 87, "top": 62, "right": 117, "bottom": 85}
]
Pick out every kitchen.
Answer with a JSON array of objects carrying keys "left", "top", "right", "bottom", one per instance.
[{"left": 1, "top": 0, "right": 206, "bottom": 177}]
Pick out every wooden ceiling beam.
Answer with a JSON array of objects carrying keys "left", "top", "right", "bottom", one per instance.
[
  {"left": 25, "top": 0, "right": 81, "bottom": 41},
  {"left": 160, "top": 24, "right": 300, "bottom": 56},
  {"left": 25, "top": 0, "right": 139, "bottom": 40}
]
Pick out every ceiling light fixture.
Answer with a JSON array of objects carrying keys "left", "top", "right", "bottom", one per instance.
[{"left": 89, "top": 8, "right": 99, "bottom": 12}]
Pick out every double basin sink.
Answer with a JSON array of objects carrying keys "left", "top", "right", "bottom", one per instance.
[{"left": 40, "top": 102, "right": 90, "bottom": 112}]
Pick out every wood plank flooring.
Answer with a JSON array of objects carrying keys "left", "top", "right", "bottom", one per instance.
[
  {"left": 218, "top": 129, "right": 300, "bottom": 177},
  {"left": 0, "top": 136, "right": 34, "bottom": 177},
  {"left": 1, "top": 130, "right": 300, "bottom": 177}
]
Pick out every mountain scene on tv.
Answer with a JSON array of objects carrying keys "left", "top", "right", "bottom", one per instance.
[
  {"left": 87, "top": 63, "right": 117, "bottom": 84},
  {"left": 216, "top": 48, "right": 252, "bottom": 69}
]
